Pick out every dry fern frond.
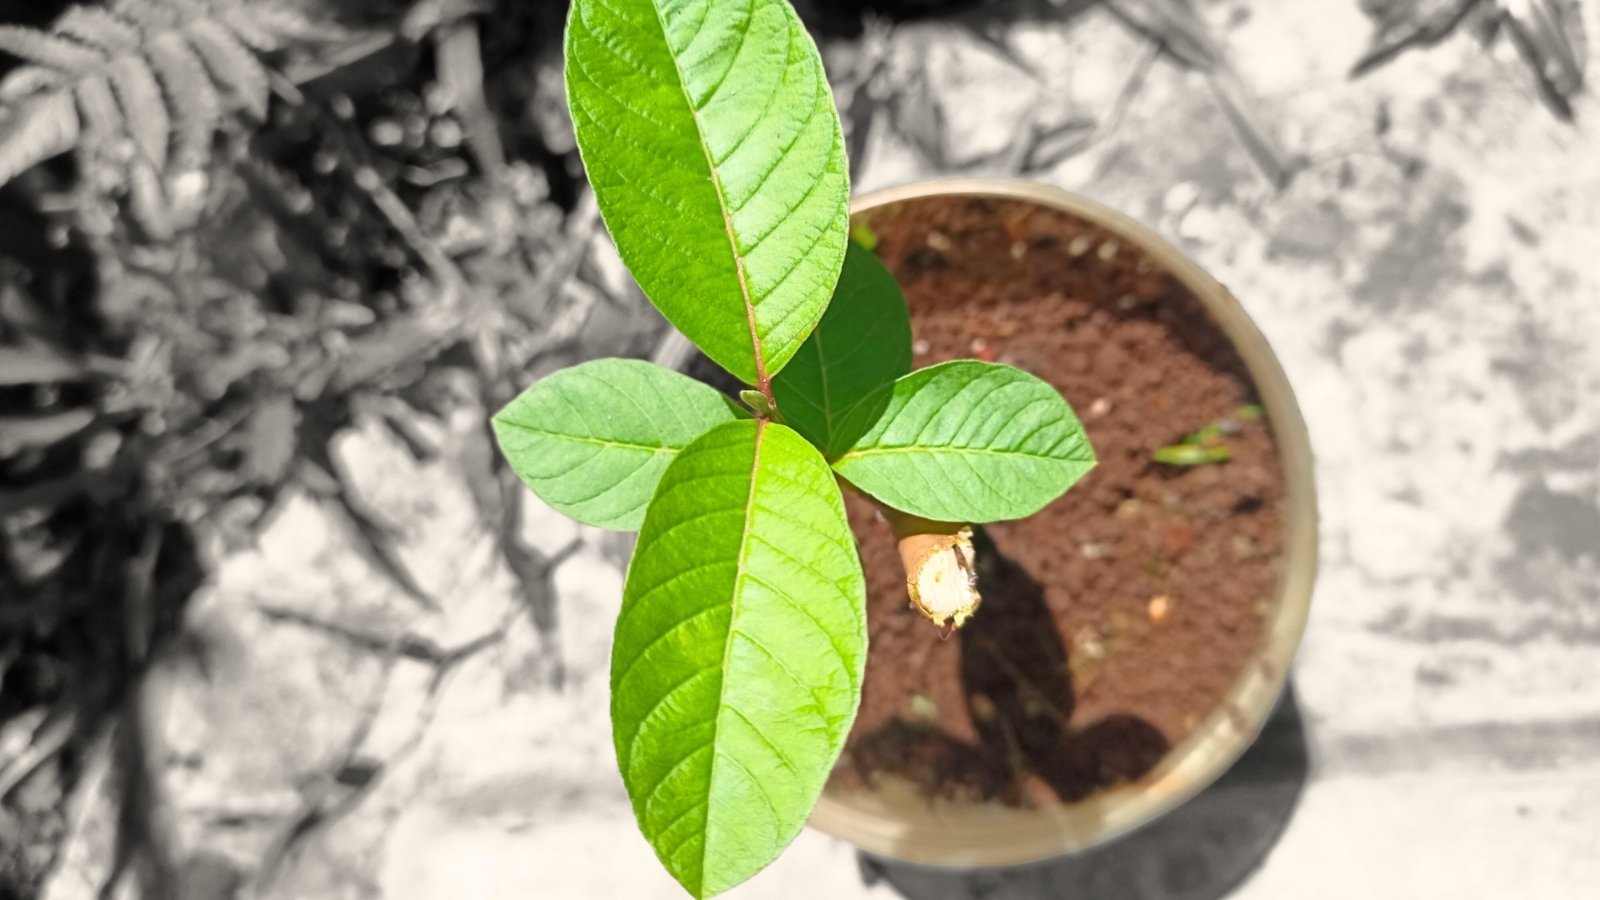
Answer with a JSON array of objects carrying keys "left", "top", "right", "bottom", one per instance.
[
  {"left": 0, "top": 0, "right": 334, "bottom": 219},
  {"left": 127, "top": 158, "right": 175, "bottom": 241},
  {"left": 144, "top": 31, "right": 220, "bottom": 174},
  {"left": 214, "top": 6, "right": 287, "bottom": 52},
  {"left": 73, "top": 76, "right": 122, "bottom": 148},
  {"left": 0, "top": 67, "right": 65, "bottom": 103},
  {"left": 54, "top": 7, "right": 141, "bottom": 53},
  {"left": 0, "top": 92, "right": 79, "bottom": 185},
  {"left": 185, "top": 18, "right": 270, "bottom": 121},
  {"left": 108, "top": 53, "right": 170, "bottom": 169},
  {"left": 0, "top": 25, "right": 105, "bottom": 73},
  {"left": 104, "top": 1, "right": 184, "bottom": 32},
  {"left": 256, "top": 7, "right": 331, "bottom": 42}
]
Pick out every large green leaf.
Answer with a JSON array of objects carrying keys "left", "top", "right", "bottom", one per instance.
[
  {"left": 832, "top": 360, "right": 1095, "bottom": 522},
  {"left": 770, "top": 242, "right": 912, "bottom": 456},
  {"left": 491, "top": 358, "right": 740, "bottom": 530},
  {"left": 613, "top": 419, "right": 866, "bottom": 898},
  {"left": 566, "top": 0, "right": 850, "bottom": 386}
]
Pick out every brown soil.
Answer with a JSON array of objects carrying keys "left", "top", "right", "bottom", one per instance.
[{"left": 831, "top": 195, "right": 1286, "bottom": 808}]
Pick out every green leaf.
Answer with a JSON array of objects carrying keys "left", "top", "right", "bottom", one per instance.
[
  {"left": 738, "top": 388, "right": 774, "bottom": 419},
  {"left": 613, "top": 419, "right": 866, "bottom": 898},
  {"left": 1153, "top": 443, "right": 1231, "bottom": 466},
  {"left": 770, "top": 242, "right": 912, "bottom": 456},
  {"left": 492, "top": 358, "right": 740, "bottom": 530},
  {"left": 849, "top": 220, "right": 878, "bottom": 252},
  {"left": 565, "top": 0, "right": 850, "bottom": 386},
  {"left": 832, "top": 360, "right": 1095, "bottom": 522}
]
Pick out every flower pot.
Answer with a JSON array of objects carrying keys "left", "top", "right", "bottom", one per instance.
[{"left": 653, "top": 178, "right": 1317, "bottom": 868}]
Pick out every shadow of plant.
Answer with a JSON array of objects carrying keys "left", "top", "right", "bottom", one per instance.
[
  {"left": 846, "top": 529, "right": 1169, "bottom": 805},
  {"left": 858, "top": 685, "right": 1310, "bottom": 900}
]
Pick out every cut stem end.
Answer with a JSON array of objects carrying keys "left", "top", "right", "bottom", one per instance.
[{"left": 886, "top": 511, "right": 981, "bottom": 631}]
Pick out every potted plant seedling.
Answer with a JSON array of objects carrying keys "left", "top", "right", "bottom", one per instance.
[{"left": 491, "top": 0, "right": 1094, "bottom": 895}]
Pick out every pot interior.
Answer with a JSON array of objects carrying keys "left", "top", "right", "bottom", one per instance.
[{"left": 803, "top": 182, "right": 1317, "bottom": 867}]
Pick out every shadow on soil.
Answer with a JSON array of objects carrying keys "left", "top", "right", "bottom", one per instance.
[
  {"left": 856, "top": 685, "right": 1310, "bottom": 900},
  {"left": 844, "top": 528, "right": 1169, "bottom": 804}
]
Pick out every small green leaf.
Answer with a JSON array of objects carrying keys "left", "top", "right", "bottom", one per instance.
[
  {"left": 566, "top": 0, "right": 850, "bottom": 385},
  {"left": 849, "top": 221, "right": 878, "bottom": 251},
  {"left": 1153, "top": 443, "right": 1232, "bottom": 466},
  {"left": 738, "top": 389, "right": 774, "bottom": 419},
  {"left": 613, "top": 419, "right": 866, "bottom": 898},
  {"left": 492, "top": 358, "right": 739, "bottom": 530},
  {"left": 771, "top": 243, "right": 912, "bottom": 455},
  {"left": 833, "top": 360, "right": 1095, "bottom": 522}
]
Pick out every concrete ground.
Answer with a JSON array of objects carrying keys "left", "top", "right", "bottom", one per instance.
[{"left": 40, "top": 1, "right": 1600, "bottom": 898}]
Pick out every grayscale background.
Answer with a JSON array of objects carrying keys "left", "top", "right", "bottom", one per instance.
[{"left": 0, "top": 1, "right": 1596, "bottom": 898}]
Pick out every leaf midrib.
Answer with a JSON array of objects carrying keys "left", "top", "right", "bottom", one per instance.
[
  {"left": 811, "top": 327, "right": 835, "bottom": 448},
  {"left": 696, "top": 418, "right": 766, "bottom": 896},
  {"left": 495, "top": 420, "right": 678, "bottom": 455},
  {"left": 646, "top": 0, "right": 768, "bottom": 387},
  {"left": 836, "top": 443, "right": 1083, "bottom": 462}
]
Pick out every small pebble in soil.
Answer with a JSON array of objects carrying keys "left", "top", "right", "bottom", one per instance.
[
  {"left": 1108, "top": 609, "right": 1134, "bottom": 634},
  {"left": 1089, "top": 396, "right": 1112, "bottom": 416},
  {"left": 1098, "top": 239, "right": 1120, "bottom": 261},
  {"left": 1080, "top": 541, "right": 1106, "bottom": 560},
  {"left": 1163, "top": 524, "right": 1196, "bottom": 556},
  {"left": 926, "top": 230, "right": 952, "bottom": 251},
  {"left": 1067, "top": 234, "right": 1093, "bottom": 256},
  {"left": 913, "top": 338, "right": 930, "bottom": 355},
  {"left": 1010, "top": 241, "right": 1027, "bottom": 260},
  {"left": 1148, "top": 595, "right": 1171, "bottom": 623},
  {"left": 1117, "top": 293, "right": 1138, "bottom": 310},
  {"left": 970, "top": 693, "right": 997, "bottom": 722},
  {"left": 1073, "top": 626, "right": 1107, "bottom": 660}
]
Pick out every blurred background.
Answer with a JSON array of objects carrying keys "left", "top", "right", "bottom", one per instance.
[{"left": 0, "top": 1, "right": 1596, "bottom": 898}]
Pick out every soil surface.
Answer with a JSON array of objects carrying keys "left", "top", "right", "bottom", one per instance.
[{"left": 830, "top": 195, "right": 1286, "bottom": 807}]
